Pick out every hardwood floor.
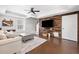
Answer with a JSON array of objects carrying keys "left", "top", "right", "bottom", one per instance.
[{"left": 27, "top": 36, "right": 79, "bottom": 54}]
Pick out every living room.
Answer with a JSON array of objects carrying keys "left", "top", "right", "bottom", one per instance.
[{"left": 0, "top": 5, "right": 79, "bottom": 54}]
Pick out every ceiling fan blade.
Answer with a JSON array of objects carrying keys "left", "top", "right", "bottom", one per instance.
[
  {"left": 32, "top": 11, "right": 36, "bottom": 14},
  {"left": 31, "top": 8, "right": 34, "bottom": 11},
  {"left": 34, "top": 10, "right": 40, "bottom": 12},
  {"left": 31, "top": 8, "right": 34, "bottom": 10},
  {"left": 27, "top": 11, "right": 36, "bottom": 14}
]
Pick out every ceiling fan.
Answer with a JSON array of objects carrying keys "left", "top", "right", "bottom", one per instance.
[{"left": 25, "top": 8, "right": 40, "bottom": 14}]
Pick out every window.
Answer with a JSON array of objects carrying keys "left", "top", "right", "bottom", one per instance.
[{"left": 17, "top": 20, "right": 23, "bottom": 30}]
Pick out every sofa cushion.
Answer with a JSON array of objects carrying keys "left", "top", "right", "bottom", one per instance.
[
  {"left": 0, "top": 30, "right": 4, "bottom": 34},
  {"left": 0, "top": 33, "right": 7, "bottom": 40},
  {"left": 0, "top": 36, "right": 22, "bottom": 46}
]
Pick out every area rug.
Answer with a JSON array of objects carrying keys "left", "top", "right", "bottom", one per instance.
[{"left": 21, "top": 36, "right": 47, "bottom": 54}]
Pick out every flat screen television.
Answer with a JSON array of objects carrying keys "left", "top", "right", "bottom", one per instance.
[{"left": 42, "top": 20, "right": 54, "bottom": 28}]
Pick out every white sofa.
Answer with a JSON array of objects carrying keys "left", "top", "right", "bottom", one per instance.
[{"left": 0, "top": 36, "right": 22, "bottom": 54}]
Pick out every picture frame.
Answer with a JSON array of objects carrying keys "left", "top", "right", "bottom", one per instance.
[{"left": 2, "top": 19, "right": 13, "bottom": 27}]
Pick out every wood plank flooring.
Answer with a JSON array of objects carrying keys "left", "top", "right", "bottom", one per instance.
[{"left": 27, "top": 37, "right": 79, "bottom": 54}]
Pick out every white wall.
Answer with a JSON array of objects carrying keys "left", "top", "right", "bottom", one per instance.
[
  {"left": 62, "top": 14, "right": 77, "bottom": 41},
  {"left": 25, "top": 17, "right": 38, "bottom": 35}
]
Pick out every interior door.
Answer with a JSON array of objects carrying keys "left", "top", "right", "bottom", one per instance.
[{"left": 62, "top": 14, "right": 77, "bottom": 41}]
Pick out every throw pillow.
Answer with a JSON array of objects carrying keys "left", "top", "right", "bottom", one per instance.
[
  {"left": 0, "top": 30, "right": 4, "bottom": 34},
  {"left": 6, "top": 31, "right": 18, "bottom": 38}
]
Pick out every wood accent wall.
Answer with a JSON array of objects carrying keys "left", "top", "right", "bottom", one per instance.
[
  {"left": 53, "top": 16, "right": 62, "bottom": 32},
  {"left": 39, "top": 15, "right": 62, "bottom": 36}
]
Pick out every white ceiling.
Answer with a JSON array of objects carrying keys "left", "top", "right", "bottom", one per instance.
[{"left": 0, "top": 5, "right": 79, "bottom": 18}]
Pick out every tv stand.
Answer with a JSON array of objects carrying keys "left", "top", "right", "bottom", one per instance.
[{"left": 40, "top": 28, "right": 54, "bottom": 39}]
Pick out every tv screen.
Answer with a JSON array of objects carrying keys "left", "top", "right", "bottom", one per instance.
[{"left": 42, "top": 20, "right": 54, "bottom": 28}]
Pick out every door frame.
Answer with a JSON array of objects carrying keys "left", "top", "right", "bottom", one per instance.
[
  {"left": 61, "top": 14, "right": 78, "bottom": 41},
  {"left": 60, "top": 11, "right": 79, "bottom": 43}
]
